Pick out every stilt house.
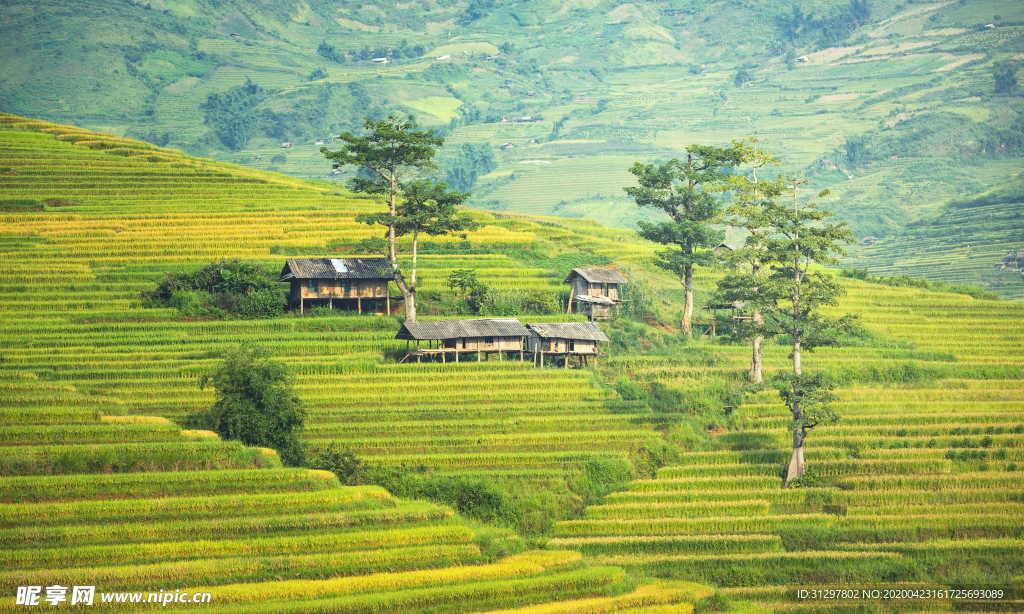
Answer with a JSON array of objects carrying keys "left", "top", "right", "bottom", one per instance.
[
  {"left": 525, "top": 322, "right": 608, "bottom": 368},
  {"left": 396, "top": 318, "right": 530, "bottom": 363},
  {"left": 564, "top": 267, "right": 627, "bottom": 320},
  {"left": 278, "top": 258, "right": 399, "bottom": 314}
]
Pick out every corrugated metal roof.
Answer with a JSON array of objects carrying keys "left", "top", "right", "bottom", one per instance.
[
  {"left": 564, "top": 267, "right": 628, "bottom": 284},
  {"left": 278, "top": 258, "right": 394, "bottom": 281},
  {"left": 526, "top": 322, "right": 609, "bottom": 341},
  {"left": 396, "top": 318, "right": 530, "bottom": 340},
  {"left": 574, "top": 295, "right": 615, "bottom": 305}
]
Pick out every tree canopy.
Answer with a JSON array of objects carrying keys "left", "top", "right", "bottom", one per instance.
[
  {"left": 625, "top": 144, "right": 745, "bottom": 335},
  {"left": 197, "top": 344, "right": 305, "bottom": 466}
]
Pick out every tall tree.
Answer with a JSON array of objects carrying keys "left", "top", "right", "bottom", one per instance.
[
  {"left": 715, "top": 142, "right": 787, "bottom": 383},
  {"left": 758, "top": 181, "right": 854, "bottom": 484},
  {"left": 321, "top": 115, "right": 442, "bottom": 321},
  {"left": 624, "top": 145, "right": 744, "bottom": 336},
  {"left": 395, "top": 180, "right": 478, "bottom": 311}
]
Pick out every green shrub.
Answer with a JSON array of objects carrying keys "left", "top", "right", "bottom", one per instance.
[
  {"left": 568, "top": 458, "right": 635, "bottom": 506},
  {"left": 235, "top": 288, "right": 286, "bottom": 319},
  {"left": 169, "top": 289, "right": 218, "bottom": 317},
  {"left": 142, "top": 259, "right": 284, "bottom": 319},
  {"left": 306, "top": 444, "right": 367, "bottom": 485},
  {"left": 666, "top": 417, "right": 710, "bottom": 451},
  {"left": 189, "top": 344, "right": 305, "bottom": 465}
]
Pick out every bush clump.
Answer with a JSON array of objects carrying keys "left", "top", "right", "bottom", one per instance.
[
  {"left": 142, "top": 259, "right": 285, "bottom": 319},
  {"left": 306, "top": 444, "right": 637, "bottom": 536},
  {"left": 185, "top": 344, "right": 305, "bottom": 466}
]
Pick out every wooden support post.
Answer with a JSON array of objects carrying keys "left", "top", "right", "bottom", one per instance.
[
  {"left": 455, "top": 349, "right": 459, "bottom": 363},
  {"left": 300, "top": 296, "right": 304, "bottom": 314},
  {"left": 357, "top": 297, "right": 362, "bottom": 314},
  {"left": 442, "top": 349, "right": 446, "bottom": 363},
  {"left": 386, "top": 294, "right": 391, "bottom": 314}
]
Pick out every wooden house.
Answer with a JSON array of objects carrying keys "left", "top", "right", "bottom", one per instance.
[
  {"left": 526, "top": 322, "right": 608, "bottom": 368},
  {"left": 564, "top": 267, "right": 627, "bottom": 320},
  {"left": 278, "top": 257, "right": 399, "bottom": 314},
  {"left": 396, "top": 318, "right": 530, "bottom": 363},
  {"left": 713, "top": 242, "right": 735, "bottom": 256}
]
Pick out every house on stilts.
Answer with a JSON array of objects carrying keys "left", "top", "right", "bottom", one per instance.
[
  {"left": 278, "top": 257, "right": 400, "bottom": 314},
  {"left": 396, "top": 318, "right": 530, "bottom": 363},
  {"left": 564, "top": 267, "right": 627, "bottom": 320},
  {"left": 525, "top": 321, "right": 608, "bottom": 368}
]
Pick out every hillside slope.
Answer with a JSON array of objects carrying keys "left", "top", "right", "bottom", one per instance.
[
  {"left": 2, "top": 1, "right": 1021, "bottom": 244},
  {"left": 847, "top": 174, "right": 1024, "bottom": 300},
  {"left": 2, "top": 115, "right": 1023, "bottom": 611},
  {"left": 0, "top": 114, "right": 715, "bottom": 613}
]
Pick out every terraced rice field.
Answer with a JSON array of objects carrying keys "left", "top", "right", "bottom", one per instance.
[
  {"left": 556, "top": 279, "right": 1024, "bottom": 611},
  {"left": 0, "top": 114, "right": 669, "bottom": 487},
  {"left": 847, "top": 199, "right": 1024, "bottom": 301},
  {"left": 0, "top": 115, "right": 715, "bottom": 611},
  {"left": 2, "top": 114, "right": 1023, "bottom": 612},
  {"left": 0, "top": 404, "right": 657, "bottom": 612}
]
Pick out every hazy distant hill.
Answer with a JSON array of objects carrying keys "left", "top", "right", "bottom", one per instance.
[{"left": 1, "top": 0, "right": 1022, "bottom": 296}]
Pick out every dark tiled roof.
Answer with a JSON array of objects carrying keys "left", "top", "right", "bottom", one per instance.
[
  {"left": 279, "top": 258, "right": 394, "bottom": 281},
  {"left": 396, "top": 318, "right": 530, "bottom": 340},
  {"left": 564, "top": 267, "right": 628, "bottom": 284},
  {"left": 526, "top": 322, "right": 609, "bottom": 342}
]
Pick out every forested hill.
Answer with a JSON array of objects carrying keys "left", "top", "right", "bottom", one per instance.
[{"left": 1, "top": 0, "right": 1022, "bottom": 297}]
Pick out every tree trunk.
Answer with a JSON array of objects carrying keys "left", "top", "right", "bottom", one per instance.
[
  {"left": 784, "top": 389, "right": 806, "bottom": 487},
  {"left": 404, "top": 231, "right": 419, "bottom": 321},
  {"left": 792, "top": 337, "right": 801, "bottom": 375},
  {"left": 387, "top": 175, "right": 399, "bottom": 267},
  {"left": 392, "top": 263, "right": 416, "bottom": 321},
  {"left": 682, "top": 263, "right": 694, "bottom": 337},
  {"left": 385, "top": 174, "right": 417, "bottom": 322},
  {"left": 750, "top": 326, "right": 763, "bottom": 384},
  {"left": 792, "top": 256, "right": 803, "bottom": 376},
  {"left": 784, "top": 429, "right": 805, "bottom": 486},
  {"left": 750, "top": 258, "right": 763, "bottom": 384}
]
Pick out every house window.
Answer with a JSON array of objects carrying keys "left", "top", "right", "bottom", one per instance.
[
  {"left": 485, "top": 337, "right": 495, "bottom": 344},
  {"left": 568, "top": 340, "right": 575, "bottom": 352},
  {"left": 341, "top": 281, "right": 351, "bottom": 295},
  {"left": 307, "top": 280, "right": 319, "bottom": 293}
]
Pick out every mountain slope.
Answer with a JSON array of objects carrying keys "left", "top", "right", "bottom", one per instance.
[
  {"left": 3, "top": 0, "right": 1022, "bottom": 299},
  {"left": 0, "top": 113, "right": 715, "bottom": 613},
  {"left": 2, "top": 114, "right": 1024, "bottom": 611},
  {"left": 847, "top": 174, "right": 1024, "bottom": 300}
]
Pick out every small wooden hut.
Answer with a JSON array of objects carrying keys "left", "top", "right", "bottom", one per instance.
[
  {"left": 396, "top": 318, "right": 529, "bottom": 363},
  {"left": 278, "top": 257, "right": 399, "bottom": 314},
  {"left": 713, "top": 242, "right": 735, "bottom": 256},
  {"left": 526, "top": 322, "right": 608, "bottom": 368},
  {"left": 564, "top": 267, "right": 627, "bottom": 320}
]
